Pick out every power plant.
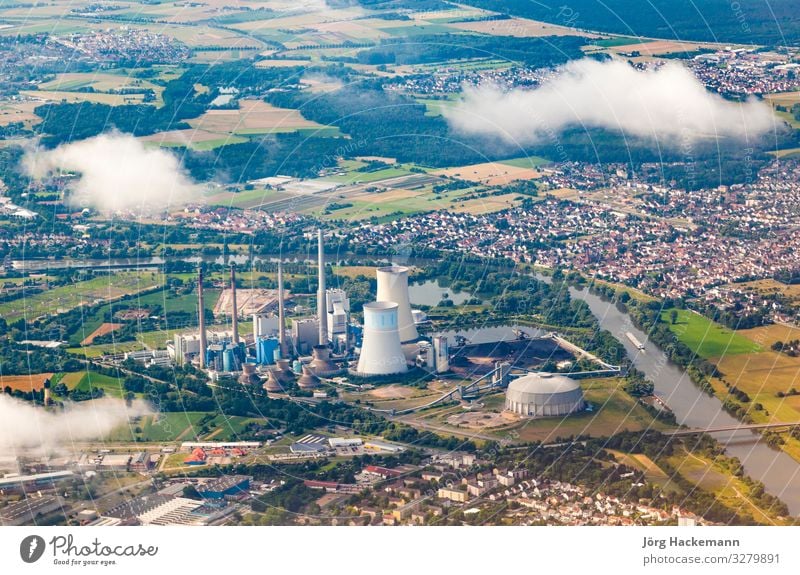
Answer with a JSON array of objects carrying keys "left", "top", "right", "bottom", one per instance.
[
  {"left": 355, "top": 302, "right": 408, "bottom": 376},
  {"left": 376, "top": 265, "right": 418, "bottom": 343}
]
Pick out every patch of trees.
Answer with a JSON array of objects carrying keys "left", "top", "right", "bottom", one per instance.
[
  {"left": 354, "top": 33, "right": 585, "bottom": 67},
  {"left": 459, "top": 0, "right": 800, "bottom": 45}
]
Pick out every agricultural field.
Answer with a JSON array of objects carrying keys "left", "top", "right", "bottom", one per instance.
[
  {"left": 20, "top": 90, "right": 151, "bottom": 106},
  {"left": 660, "top": 309, "right": 763, "bottom": 359},
  {"left": 66, "top": 370, "right": 126, "bottom": 398},
  {"left": 434, "top": 161, "right": 544, "bottom": 185},
  {"left": 204, "top": 187, "right": 289, "bottom": 209},
  {"left": 764, "top": 92, "right": 800, "bottom": 129},
  {"left": 80, "top": 322, "right": 124, "bottom": 346},
  {"left": 448, "top": 16, "right": 598, "bottom": 38},
  {"left": 107, "top": 411, "right": 258, "bottom": 443},
  {"left": 0, "top": 372, "right": 54, "bottom": 392},
  {"left": 666, "top": 447, "right": 787, "bottom": 525},
  {"left": 0, "top": 272, "right": 162, "bottom": 324}
]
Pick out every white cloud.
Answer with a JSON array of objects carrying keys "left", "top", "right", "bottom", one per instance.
[
  {"left": 24, "top": 132, "right": 200, "bottom": 214},
  {"left": 0, "top": 395, "right": 151, "bottom": 451},
  {"left": 444, "top": 59, "right": 777, "bottom": 145}
]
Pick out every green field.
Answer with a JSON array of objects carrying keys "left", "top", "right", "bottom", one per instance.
[
  {"left": 0, "top": 272, "right": 161, "bottom": 324},
  {"left": 107, "top": 411, "right": 260, "bottom": 442},
  {"left": 500, "top": 156, "right": 552, "bottom": 168},
  {"left": 70, "top": 371, "right": 127, "bottom": 398},
  {"left": 661, "top": 309, "right": 763, "bottom": 358}
]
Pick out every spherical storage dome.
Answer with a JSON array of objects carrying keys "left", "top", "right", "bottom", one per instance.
[{"left": 505, "top": 372, "right": 585, "bottom": 418}]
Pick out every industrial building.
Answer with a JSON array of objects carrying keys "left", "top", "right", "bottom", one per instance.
[
  {"left": 291, "top": 317, "right": 319, "bottom": 355},
  {"left": 326, "top": 288, "right": 350, "bottom": 349},
  {"left": 504, "top": 373, "right": 585, "bottom": 418},
  {"left": 355, "top": 301, "right": 408, "bottom": 376}
]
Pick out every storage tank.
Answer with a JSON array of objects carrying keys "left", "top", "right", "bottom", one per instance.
[
  {"left": 356, "top": 301, "right": 408, "bottom": 376},
  {"left": 376, "top": 265, "right": 418, "bottom": 343}
]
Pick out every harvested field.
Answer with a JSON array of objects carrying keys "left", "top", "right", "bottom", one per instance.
[
  {"left": 448, "top": 17, "right": 598, "bottom": 38},
  {"left": 606, "top": 40, "right": 710, "bottom": 55},
  {"left": 0, "top": 372, "right": 54, "bottom": 392},
  {"left": 187, "top": 99, "right": 324, "bottom": 135},
  {"left": 434, "top": 162, "right": 542, "bottom": 185},
  {"left": 367, "top": 385, "right": 417, "bottom": 400},
  {"left": 81, "top": 322, "right": 124, "bottom": 346}
]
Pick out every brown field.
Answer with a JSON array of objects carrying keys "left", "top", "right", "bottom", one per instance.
[
  {"left": 332, "top": 265, "right": 378, "bottom": 279},
  {"left": 449, "top": 17, "right": 598, "bottom": 38},
  {"left": 0, "top": 100, "right": 40, "bottom": 127},
  {"left": 728, "top": 280, "right": 800, "bottom": 304},
  {"left": 452, "top": 192, "right": 523, "bottom": 214},
  {"left": 20, "top": 90, "right": 147, "bottom": 106},
  {"left": 0, "top": 372, "right": 54, "bottom": 392},
  {"left": 545, "top": 187, "right": 580, "bottom": 199},
  {"left": 606, "top": 40, "right": 710, "bottom": 55},
  {"left": 368, "top": 385, "right": 417, "bottom": 400},
  {"left": 764, "top": 91, "right": 800, "bottom": 108},
  {"left": 435, "top": 162, "right": 542, "bottom": 185},
  {"left": 188, "top": 99, "right": 322, "bottom": 135},
  {"left": 739, "top": 323, "right": 800, "bottom": 347},
  {"left": 81, "top": 322, "right": 124, "bottom": 346},
  {"left": 256, "top": 59, "right": 316, "bottom": 68},
  {"left": 715, "top": 351, "right": 800, "bottom": 397}
]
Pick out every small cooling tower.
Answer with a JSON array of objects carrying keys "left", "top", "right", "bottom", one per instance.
[
  {"left": 238, "top": 363, "right": 260, "bottom": 386},
  {"left": 298, "top": 365, "right": 321, "bottom": 389},
  {"left": 356, "top": 302, "right": 408, "bottom": 376},
  {"left": 263, "top": 369, "right": 284, "bottom": 393},
  {"left": 376, "top": 265, "right": 418, "bottom": 343},
  {"left": 310, "top": 344, "right": 340, "bottom": 376}
]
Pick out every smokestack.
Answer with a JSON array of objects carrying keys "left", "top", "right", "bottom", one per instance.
[
  {"left": 198, "top": 267, "right": 207, "bottom": 369},
  {"left": 317, "top": 228, "right": 327, "bottom": 346},
  {"left": 230, "top": 266, "right": 239, "bottom": 345},
  {"left": 43, "top": 378, "right": 51, "bottom": 406},
  {"left": 277, "top": 259, "right": 286, "bottom": 358}
]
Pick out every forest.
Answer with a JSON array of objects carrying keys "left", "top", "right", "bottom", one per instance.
[
  {"left": 354, "top": 33, "right": 586, "bottom": 67},
  {"left": 459, "top": 0, "right": 800, "bottom": 44}
]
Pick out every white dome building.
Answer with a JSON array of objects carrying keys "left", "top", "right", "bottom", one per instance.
[{"left": 505, "top": 373, "right": 585, "bottom": 417}]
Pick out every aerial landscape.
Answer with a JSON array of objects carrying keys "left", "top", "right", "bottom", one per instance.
[{"left": 3, "top": 0, "right": 800, "bottom": 538}]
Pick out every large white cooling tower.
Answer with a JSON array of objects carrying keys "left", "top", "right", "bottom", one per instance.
[
  {"left": 376, "top": 265, "right": 418, "bottom": 342},
  {"left": 357, "top": 301, "right": 408, "bottom": 376}
]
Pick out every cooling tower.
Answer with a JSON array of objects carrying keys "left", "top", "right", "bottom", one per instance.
[
  {"left": 310, "top": 344, "right": 340, "bottom": 376},
  {"left": 298, "top": 365, "right": 321, "bottom": 389},
  {"left": 263, "top": 369, "right": 284, "bottom": 393},
  {"left": 238, "top": 363, "right": 260, "bottom": 386},
  {"left": 275, "top": 359, "right": 295, "bottom": 384},
  {"left": 356, "top": 302, "right": 408, "bottom": 376},
  {"left": 376, "top": 265, "right": 418, "bottom": 342}
]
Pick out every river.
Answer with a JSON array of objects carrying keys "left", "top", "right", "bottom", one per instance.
[{"left": 546, "top": 277, "right": 800, "bottom": 517}]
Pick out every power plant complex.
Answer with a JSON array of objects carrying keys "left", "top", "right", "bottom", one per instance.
[
  {"left": 177, "top": 230, "right": 447, "bottom": 394},
  {"left": 169, "top": 230, "right": 588, "bottom": 422}
]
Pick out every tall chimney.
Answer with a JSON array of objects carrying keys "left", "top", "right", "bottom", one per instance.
[
  {"left": 317, "top": 228, "right": 327, "bottom": 346},
  {"left": 198, "top": 267, "right": 207, "bottom": 369},
  {"left": 277, "top": 259, "right": 286, "bottom": 358},
  {"left": 230, "top": 265, "right": 239, "bottom": 345}
]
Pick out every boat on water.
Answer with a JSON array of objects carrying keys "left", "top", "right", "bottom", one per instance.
[{"left": 626, "top": 331, "right": 646, "bottom": 350}]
